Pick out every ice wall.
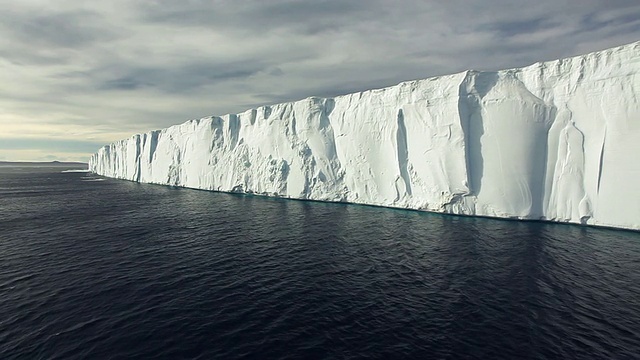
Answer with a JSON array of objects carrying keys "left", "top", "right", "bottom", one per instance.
[{"left": 90, "top": 42, "right": 640, "bottom": 230}]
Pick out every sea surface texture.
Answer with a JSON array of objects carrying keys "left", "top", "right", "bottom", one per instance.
[{"left": 1, "top": 167, "right": 640, "bottom": 359}]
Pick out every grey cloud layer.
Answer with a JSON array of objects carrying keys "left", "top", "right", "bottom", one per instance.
[{"left": 1, "top": 0, "right": 639, "bottom": 160}]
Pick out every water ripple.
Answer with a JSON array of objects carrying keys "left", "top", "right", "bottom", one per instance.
[{"left": 1, "top": 168, "right": 640, "bottom": 359}]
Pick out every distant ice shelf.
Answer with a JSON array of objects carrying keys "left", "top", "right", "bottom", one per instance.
[{"left": 90, "top": 41, "right": 640, "bottom": 231}]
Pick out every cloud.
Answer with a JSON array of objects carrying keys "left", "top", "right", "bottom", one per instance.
[
  {"left": 97, "top": 60, "right": 271, "bottom": 93},
  {"left": 0, "top": 0, "right": 639, "bottom": 161},
  {"left": 136, "top": 0, "right": 371, "bottom": 35},
  {"left": 0, "top": 5, "right": 120, "bottom": 66},
  {"left": 0, "top": 9, "right": 115, "bottom": 48}
]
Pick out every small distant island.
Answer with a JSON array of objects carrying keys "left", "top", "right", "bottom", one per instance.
[{"left": 0, "top": 161, "right": 88, "bottom": 168}]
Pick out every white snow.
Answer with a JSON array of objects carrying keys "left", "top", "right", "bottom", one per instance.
[{"left": 90, "top": 41, "right": 640, "bottom": 231}]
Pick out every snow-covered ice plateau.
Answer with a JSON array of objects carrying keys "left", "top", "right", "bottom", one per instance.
[{"left": 90, "top": 41, "right": 640, "bottom": 231}]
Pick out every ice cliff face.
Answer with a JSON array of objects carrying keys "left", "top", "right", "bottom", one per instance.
[{"left": 90, "top": 42, "right": 640, "bottom": 231}]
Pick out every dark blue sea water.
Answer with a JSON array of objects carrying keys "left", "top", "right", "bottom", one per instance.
[{"left": 1, "top": 166, "right": 640, "bottom": 359}]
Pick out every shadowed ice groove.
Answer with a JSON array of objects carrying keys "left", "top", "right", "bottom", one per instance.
[
  {"left": 396, "top": 108, "right": 412, "bottom": 197},
  {"left": 458, "top": 72, "right": 484, "bottom": 198},
  {"left": 464, "top": 71, "right": 555, "bottom": 218}
]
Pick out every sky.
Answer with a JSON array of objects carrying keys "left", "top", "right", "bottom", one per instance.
[{"left": 1, "top": 0, "right": 639, "bottom": 162}]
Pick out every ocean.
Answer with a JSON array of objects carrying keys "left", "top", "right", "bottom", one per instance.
[{"left": 1, "top": 166, "right": 639, "bottom": 359}]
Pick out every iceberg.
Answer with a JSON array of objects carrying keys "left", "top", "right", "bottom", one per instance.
[{"left": 90, "top": 41, "right": 640, "bottom": 231}]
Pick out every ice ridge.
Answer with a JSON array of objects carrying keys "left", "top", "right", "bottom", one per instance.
[{"left": 90, "top": 41, "right": 640, "bottom": 231}]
